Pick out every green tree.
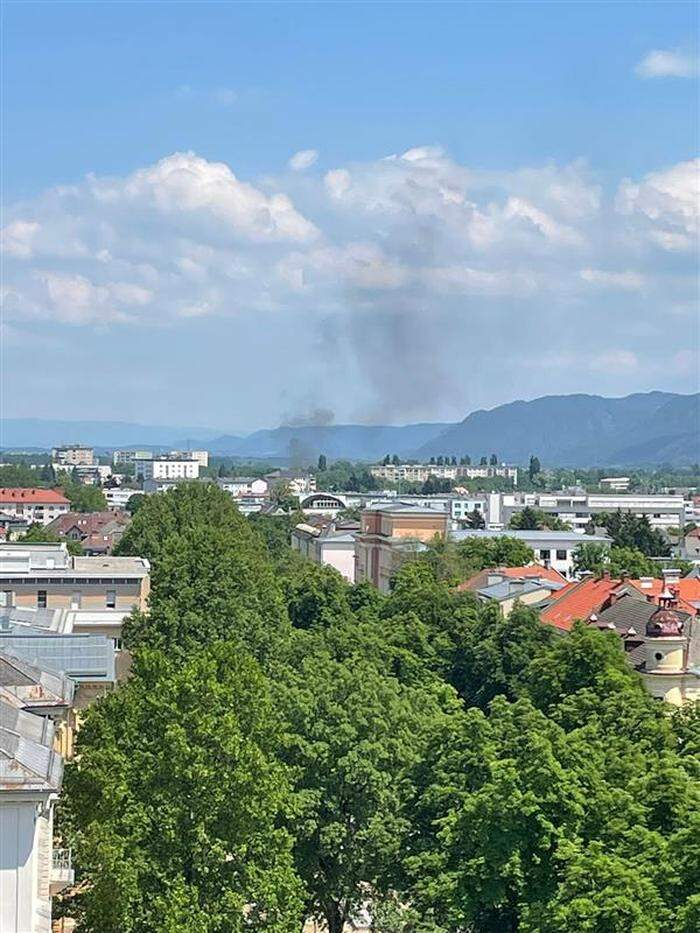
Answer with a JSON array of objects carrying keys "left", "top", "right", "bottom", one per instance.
[
  {"left": 19, "top": 522, "right": 83, "bottom": 555},
  {"left": 480, "top": 456, "right": 487, "bottom": 466},
  {"left": 594, "top": 510, "right": 671, "bottom": 557},
  {"left": 273, "top": 627, "right": 460, "bottom": 933},
  {"left": 125, "top": 493, "right": 146, "bottom": 516},
  {"left": 464, "top": 507, "right": 486, "bottom": 529},
  {"left": 61, "top": 481, "right": 107, "bottom": 512},
  {"left": 317, "top": 454, "right": 327, "bottom": 472},
  {"left": 61, "top": 643, "right": 304, "bottom": 932},
  {"left": 391, "top": 454, "right": 401, "bottom": 466},
  {"left": 489, "top": 453, "right": 498, "bottom": 466},
  {"left": 528, "top": 455, "right": 541, "bottom": 481}
]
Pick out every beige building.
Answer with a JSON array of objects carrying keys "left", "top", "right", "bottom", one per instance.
[
  {"left": 51, "top": 445, "right": 95, "bottom": 467},
  {"left": 355, "top": 501, "right": 448, "bottom": 593},
  {"left": 0, "top": 488, "right": 70, "bottom": 527},
  {"left": 0, "top": 543, "right": 150, "bottom": 615}
]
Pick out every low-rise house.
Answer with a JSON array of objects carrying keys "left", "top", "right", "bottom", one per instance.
[
  {"left": 0, "top": 542, "right": 150, "bottom": 614},
  {"left": 0, "top": 488, "right": 70, "bottom": 527},
  {"left": 47, "top": 509, "right": 130, "bottom": 555},
  {"left": 292, "top": 520, "right": 359, "bottom": 582},
  {"left": 0, "top": 510, "right": 30, "bottom": 541},
  {"left": 457, "top": 564, "right": 569, "bottom": 614},
  {"left": 136, "top": 455, "right": 200, "bottom": 483},
  {"left": 104, "top": 487, "right": 143, "bottom": 509},
  {"left": 450, "top": 528, "right": 613, "bottom": 579}
]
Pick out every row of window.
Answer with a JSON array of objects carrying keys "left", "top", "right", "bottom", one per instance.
[
  {"left": 539, "top": 549, "right": 569, "bottom": 561},
  {"left": 36, "top": 589, "right": 117, "bottom": 609}
]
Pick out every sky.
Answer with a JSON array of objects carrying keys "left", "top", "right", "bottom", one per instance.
[{"left": 1, "top": 0, "right": 698, "bottom": 433}]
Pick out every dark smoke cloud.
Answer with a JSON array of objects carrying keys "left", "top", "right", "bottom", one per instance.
[{"left": 281, "top": 406, "right": 335, "bottom": 427}]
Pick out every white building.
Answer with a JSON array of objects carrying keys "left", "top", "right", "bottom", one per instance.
[
  {"left": 497, "top": 491, "right": 684, "bottom": 533},
  {"left": 218, "top": 477, "right": 268, "bottom": 497},
  {"left": 51, "top": 445, "right": 94, "bottom": 467},
  {"left": 136, "top": 456, "right": 200, "bottom": 482},
  {"left": 171, "top": 449, "right": 209, "bottom": 468},
  {"left": 0, "top": 489, "right": 70, "bottom": 527},
  {"left": 291, "top": 523, "right": 357, "bottom": 582},
  {"left": 600, "top": 477, "right": 631, "bottom": 492},
  {"left": 104, "top": 487, "right": 144, "bottom": 509},
  {"left": 451, "top": 529, "right": 613, "bottom": 579},
  {"left": 370, "top": 463, "right": 518, "bottom": 484},
  {"left": 0, "top": 660, "right": 73, "bottom": 933}
]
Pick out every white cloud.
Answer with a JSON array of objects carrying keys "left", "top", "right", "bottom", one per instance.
[
  {"left": 1, "top": 220, "right": 41, "bottom": 258},
  {"left": 616, "top": 158, "right": 699, "bottom": 251},
  {"left": 635, "top": 49, "right": 699, "bottom": 79},
  {"left": 288, "top": 149, "right": 319, "bottom": 171},
  {"left": 589, "top": 350, "right": 639, "bottom": 371},
  {"left": 579, "top": 268, "right": 645, "bottom": 290}
]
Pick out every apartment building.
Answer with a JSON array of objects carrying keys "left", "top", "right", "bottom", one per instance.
[
  {"left": 265, "top": 470, "right": 317, "bottom": 497},
  {"left": 0, "top": 488, "right": 70, "bottom": 527},
  {"left": 497, "top": 491, "right": 685, "bottom": 532},
  {"left": 217, "top": 476, "right": 269, "bottom": 497},
  {"left": 135, "top": 454, "right": 200, "bottom": 482},
  {"left": 600, "top": 476, "right": 631, "bottom": 492},
  {"left": 355, "top": 501, "right": 448, "bottom": 593},
  {"left": 370, "top": 463, "right": 518, "bottom": 484},
  {"left": 112, "top": 449, "right": 152, "bottom": 465},
  {"left": 51, "top": 445, "right": 94, "bottom": 467},
  {"left": 0, "top": 543, "right": 150, "bottom": 614}
]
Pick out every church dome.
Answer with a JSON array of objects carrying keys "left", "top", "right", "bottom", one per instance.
[{"left": 646, "top": 606, "right": 684, "bottom": 638}]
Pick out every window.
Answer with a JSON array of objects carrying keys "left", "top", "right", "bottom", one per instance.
[
  {"left": 654, "top": 652, "right": 664, "bottom": 662},
  {"left": 37, "top": 590, "right": 47, "bottom": 609},
  {"left": 556, "top": 549, "right": 567, "bottom": 560},
  {"left": 113, "top": 637, "right": 123, "bottom": 651},
  {"left": 71, "top": 592, "right": 82, "bottom": 609},
  {"left": 106, "top": 589, "right": 117, "bottom": 609},
  {"left": 539, "top": 549, "right": 551, "bottom": 560}
]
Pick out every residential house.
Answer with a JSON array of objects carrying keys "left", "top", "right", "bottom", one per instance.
[
  {"left": 135, "top": 455, "right": 200, "bottom": 483},
  {"left": 265, "top": 470, "right": 317, "bottom": 497},
  {"left": 457, "top": 564, "right": 569, "bottom": 615},
  {"left": 47, "top": 510, "right": 130, "bottom": 555},
  {"left": 682, "top": 527, "right": 700, "bottom": 560},
  {"left": 217, "top": 476, "right": 269, "bottom": 497},
  {"left": 0, "top": 511, "right": 30, "bottom": 541},
  {"left": 0, "top": 489, "right": 70, "bottom": 527}
]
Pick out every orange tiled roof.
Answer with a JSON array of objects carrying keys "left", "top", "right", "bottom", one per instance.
[
  {"left": 540, "top": 577, "right": 622, "bottom": 631},
  {"left": 628, "top": 578, "right": 700, "bottom": 615},
  {"left": 0, "top": 487, "right": 69, "bottom": 504},
  {"left": 457, "top": 564, "right": 568, "bottom": 592}
]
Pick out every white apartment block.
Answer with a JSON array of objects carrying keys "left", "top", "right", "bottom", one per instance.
[
  {"left": 370, "top": 463, "right": 518, "bottom": 484},
  {"left": 0, "top": 489, "right": 70, "bottom": 527},
  {"left": 599, "top": 477, "right": 631, "bottom": 492},
  {"left": 51, "top": 445, "right": 94, "bottom": 467},
  {"left": 498, "top": 492, "right": 685, "bottom": 533},
  {"left": 218, "top": 477, "right": 268, "bottom": 497},
  {"left": 136, "top": 456, "right": 200, "bottom": 482}
]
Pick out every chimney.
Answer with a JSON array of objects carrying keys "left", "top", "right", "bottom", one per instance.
[
  {"left": 639, "top": 576, "right": 654, "bottom": 589},
  {"left": 662, "top": 568, "right": 681, "bottom": 586},
  {"left": 487, "top": 572, "right": 504, "bottom": 586},
  {"left": 620, "top": 570, "right": 630, "bottom": 582}
]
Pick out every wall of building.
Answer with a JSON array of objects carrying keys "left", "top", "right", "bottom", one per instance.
[{"left": 0, "top": 800, "right": 51, "bottom": 933}]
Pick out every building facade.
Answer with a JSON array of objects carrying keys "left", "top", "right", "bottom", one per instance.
[
  {"left": 136, "top": 456, "right": 200, "bottom": 482},
  {"left": 355, "top": 502, "right": 448, "bottom": 593},
  {"left": 51, "top": 446, "right": 95, "bottom": 467},
  {"left": 0, "top": 543, "right": 150, "bottom": 614},
  {"left": 292, "top": 522, "right": 358, "bottom": 582},
  {"left": 0, "top": 489, "right": 70, "bottom": 527}
]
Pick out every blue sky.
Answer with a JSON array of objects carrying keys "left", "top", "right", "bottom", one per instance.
[{"left": 1, "top": 1, "right": 698, "bottom": 432}]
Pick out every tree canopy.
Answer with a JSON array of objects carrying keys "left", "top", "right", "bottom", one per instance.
[{"left": 61, "top": 483, "right": 700, "bottom": 932}]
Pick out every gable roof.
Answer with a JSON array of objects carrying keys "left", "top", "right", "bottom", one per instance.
[
  {"left": 627, "top": 577, "right": 700, "bottom": 614},
  {"left": 458, "top": 564, "right": 568, "bottom": 592},
  {"left": 539, "top": 576, "right": 622, "bottom": 631},
  {"left": 0, "top": 487, "right": 69, "bottom": 504}
]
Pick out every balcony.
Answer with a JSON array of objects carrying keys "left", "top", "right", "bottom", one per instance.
[{"left": 50, "top": 847, "right": 74, "bottom": 894}]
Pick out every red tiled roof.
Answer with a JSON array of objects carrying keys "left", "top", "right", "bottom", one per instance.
[
  {"left": 540, "top": 577, "right": 622, "bottom": 631},
  {"left": 48, "top": 509, "right": 128, "bottom": 536},
  {"left": 0, "top": 487, "right": 69, "bottom": 504},
  {"left": 627, "top": 578, "right": 700, "bottom": 615},
  {"left": 457, "top": 564, "right": 568, "bottom": 592}
]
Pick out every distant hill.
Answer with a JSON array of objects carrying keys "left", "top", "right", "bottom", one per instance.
[
  {"left": 2, "top": 392, "right": 696, "bottom": 466},
  {"left": 415, "top": 392, "right": 699, "bottom": 466},
  {"left": 0, "top": 419, "right": 222, "bottom": 450},
  {"left": 207, "top": 423, "right": 451, "bottom": 461}
]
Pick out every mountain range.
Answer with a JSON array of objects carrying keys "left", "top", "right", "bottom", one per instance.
[{"left": 1, "top": 392, "right": 697, "bottom": 466}]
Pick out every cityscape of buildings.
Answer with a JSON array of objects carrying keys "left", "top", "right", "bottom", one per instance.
[{"left": 0, "top": 439, "right": 698, "bottom": 931}]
